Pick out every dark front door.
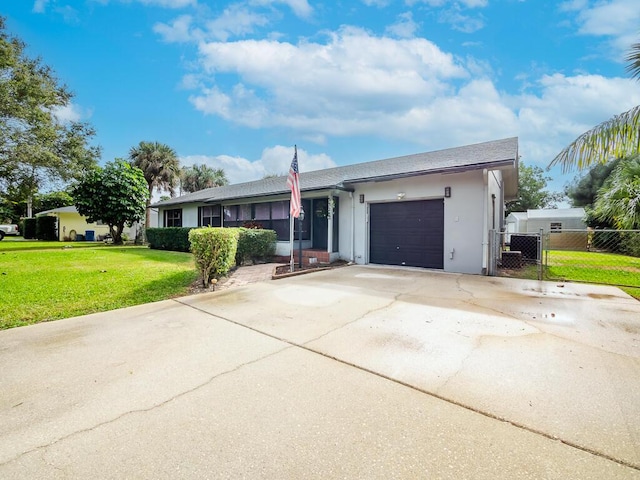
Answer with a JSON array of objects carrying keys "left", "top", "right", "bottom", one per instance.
[
  {"left": 369, "top": 199, "right": 444, "bottom": 269},
  {"left": 312, "top": 198, "right": 328, "bottom": 250}
]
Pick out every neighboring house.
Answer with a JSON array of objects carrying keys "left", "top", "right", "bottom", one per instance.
[
  {"left": 152, "top": 137, "right": 519, "bottom": 275},
  {"left": 505, "top": 207, "right": 588, "bottom": 250},
  {"left": 506, "top": 208, "right": 587, "bottom": 234},
  {"left": 36, "top": 206, "right": 144, "bottom": 242}
]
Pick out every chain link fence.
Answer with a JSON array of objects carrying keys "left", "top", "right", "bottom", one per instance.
[{"left": 490, "top": 229, "right": 640, "bottom": 290}]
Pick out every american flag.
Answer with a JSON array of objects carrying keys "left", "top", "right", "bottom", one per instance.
[{"left": 287, "top": 146, "right": 301, "bottom": 218}]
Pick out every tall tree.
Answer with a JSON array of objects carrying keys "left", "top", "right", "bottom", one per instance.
[
  {"left": 506, "top": 162, "right": 565, "bottom": 215},
  {"left": 593, "top": 155, "right": 640, "bottom": 229},
  {"left": 565, "top": 158, "right": 621, "bottom": 207},
  {"left": 181, "top": 164, "right": 228, "bottom": 193},
  {"left": 72, "top": 160, "right": 149, "bottom": 245},
  {"left": 128, "top": 141, "right": 181, "bottom": 228},
  {"left": 0, "top": 17, "right": 100, "bottom": 214},
  {"left": 550, "top": 40, "right": 640, "bottom": 172}
]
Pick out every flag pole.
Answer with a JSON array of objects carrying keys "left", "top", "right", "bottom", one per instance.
[
  {"left": 287, "top": 145, "right": 300, "bottom": 273},
  {"left": 289, "top": 213, "right": 294, "bottom": 272}
]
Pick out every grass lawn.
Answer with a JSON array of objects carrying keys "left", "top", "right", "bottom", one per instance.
[
  {"left": 0, "top": 241, "right": 198, "bottom": 329},
  {"left": 544, "top": 249, "right": 640, "bottom": 300}
]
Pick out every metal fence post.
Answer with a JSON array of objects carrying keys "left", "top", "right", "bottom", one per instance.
[{"left": 538, "top": 228, "right": 544, "bottom": 281}]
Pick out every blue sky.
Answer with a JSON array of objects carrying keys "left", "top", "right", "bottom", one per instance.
[{"left": 4, "top": 0, "right": 640, "bottom": 199}]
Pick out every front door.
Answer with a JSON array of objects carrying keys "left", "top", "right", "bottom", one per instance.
[{"left": 312, "top": 198, "right": 328, "bottom": 250}]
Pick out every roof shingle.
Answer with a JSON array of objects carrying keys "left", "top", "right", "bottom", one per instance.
[{"left": 152, "top": 137, "right": 518, "bottom": 207}]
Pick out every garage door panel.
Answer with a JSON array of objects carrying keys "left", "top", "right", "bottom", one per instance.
[{"left": 370, "top": 200, "right": 444, "bottom": 269}]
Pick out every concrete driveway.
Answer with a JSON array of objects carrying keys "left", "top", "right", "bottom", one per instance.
[{"left": 1, "top": 265, "right": 639, "bottom": 479}]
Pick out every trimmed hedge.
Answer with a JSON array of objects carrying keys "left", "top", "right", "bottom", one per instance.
[
  {"left": 36, "top": 216, "right": 57, "bottom": 241},
  {"left": 236, "top": 228, "right": 277, "bottom": 265},
  {"left": 146, "top": 227, "right": 194, "bottom": 252},
  {"left": 22, "top": 218, "right": 36, "bottom": 239},
  {"left": 189, "top": 227, "right": 240, "bottom": 286}
]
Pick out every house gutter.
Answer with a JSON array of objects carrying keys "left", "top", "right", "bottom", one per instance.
[
  {"left": 350, "top": 192, "right": 355, "bottom": 262},
  {"left": 482, "top": 169, "right": 489, "bottom": 274}
]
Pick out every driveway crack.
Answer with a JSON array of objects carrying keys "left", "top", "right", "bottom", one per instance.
[{"left": 0, "top": 345, "right": 292, "bottom": 468}]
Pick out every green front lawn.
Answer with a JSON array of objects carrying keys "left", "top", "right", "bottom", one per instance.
[{"left": 0, "top": 243, "right": 198, "bottom": 329}]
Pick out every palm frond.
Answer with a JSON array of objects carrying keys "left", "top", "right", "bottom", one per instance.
[
  {"left": 626, "top": 42, "right": 640, "bottom": 80},
  {"left": 549, "top": 104, "right": 640, "bottom": 173}
]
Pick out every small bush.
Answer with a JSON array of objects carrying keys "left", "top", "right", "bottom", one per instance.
[
  {"left": 189, "top": 227, "right": 240, "bottom": 286},
  {"left": 22, "top": 218, "right": 36, "bottom": 239},
  {"left": 619, "top": 232, "right": 640, "bottom": 258},
  {"left": 36, "top": 216, "right": 57, "bottom": 241},
  {"left": 236, "top": 228, "right": 277, "bottom": 265},
  {"left": 146, "top": 227, "right": 193, "bottom": 252}
]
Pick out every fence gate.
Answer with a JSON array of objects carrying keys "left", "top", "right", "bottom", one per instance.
[{"left": 489, "top": 229, "right": 543, "bottom": 280}]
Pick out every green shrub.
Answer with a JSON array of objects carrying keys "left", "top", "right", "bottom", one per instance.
[
  {"left": 36, "top": 215, "right": 57, "bottom": 241},
  {"left": 236, "top": 228, "right": 277, "bottom": 265},
  {"left": 146, "top": 227, "right": 193, "bottom": 252},
  {"left": 22, "top": 218, "right": 36, "bottom": 239},
  {"left": 619, "top": 232, "right": 640, "bottom": 258},
  {"left": 189, "top": 227, "right": 240, "bottom": 286}
]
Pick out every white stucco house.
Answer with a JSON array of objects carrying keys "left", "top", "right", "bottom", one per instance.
[{"left": 152, "top": 137, "right": 519, "bottom": 275}]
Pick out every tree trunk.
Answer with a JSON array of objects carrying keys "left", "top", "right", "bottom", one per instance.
[{"left": 145, "top": 186, "right": 153, "bottom": 229}]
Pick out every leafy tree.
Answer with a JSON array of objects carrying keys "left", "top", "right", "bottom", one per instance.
[
  {"left": 33, "top": 190, "right": 74, "bottom": 214},
  {"left": 565, "top": 158, "right": 621, "bottom": 207},
  {"left": 0, "top": 17, "right": 100, "bottom": 214},
  {"left": 550, "top": 39, "right": 640, "bottom": 171},
  {"left": 181, "top": 164, "right": 228, "bottom": 193},
  {"left": 506, "top": 162, "right": 565, "bottom": 215},
  {"left": 593, "top": 155, "right": 640, "bottom": 229},
  {"left": 129, "top": 141, "right": 181, "bottom": 228},
  {"left": 72, "top": 159, "right": 149, "bottom": 245}
]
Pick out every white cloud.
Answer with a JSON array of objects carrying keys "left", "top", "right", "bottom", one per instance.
[
  {"left": 205, "top": 4, "right": 269, "bottom": 41},
  {"left": 512, "top": 74, "right": 640, "bottom": 173},
  {"left": 439, "top": 8, "right": 484, "bottom": 33},
  {"left": 249, "top": 0, "right": 313, "bottom": 18},
  {"left": 137, "top": 0, "right": 196, "bottom": 7},
  {"left": 52, "top": 103, "right": 87, "bottom": 123},
  {"left": 570, "top": 0, "right": 640, "bottom": 56},
  {"left": 385, "top": 12, "right": 419, "bottom": 39},
  {"left": 32, "top": 0, "right": 50, "bottom": 13},
  {"left": 180, "top": 145, "right": 336, "bottom": 184},
  {"left": 154, "top": 14, "right": 198, "bottom": 43},
  {"left": 407, "top": 0, "right": 488, "bottom": 8},
  {"left": 193, "top": 27, "right": 466, "bottom": 123}
]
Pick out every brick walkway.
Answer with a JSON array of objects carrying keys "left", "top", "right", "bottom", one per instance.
[{"left": 216, "top": 263, "right": 284, "bottom": 291}]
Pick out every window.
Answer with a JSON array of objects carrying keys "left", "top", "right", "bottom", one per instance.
[
  {"left": 221, "top": 200, "right": 310, "bottom": 241},
  {"left": 164, "top": 209, "right": 182, "bottom": 227},
  {"left": 199, "top": 205, "right": 221, "bottom": 227},
  {"left": 550, "top": 222, "right": 562, "bottom": 233}
]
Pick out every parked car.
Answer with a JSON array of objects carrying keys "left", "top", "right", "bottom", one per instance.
[{"left": 0, "top": 224, "right": 20, "bottom": 240}]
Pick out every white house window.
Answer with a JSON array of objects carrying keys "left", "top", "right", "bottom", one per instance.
[
  {"left": 199, "top": 205, "right": 221, "bottom": 227},
  {"left": 550, "top": 222, "right": 562, "bottom": 233},
  {"left": 165, "top": 209, "right": 182, "bottom": 227}
]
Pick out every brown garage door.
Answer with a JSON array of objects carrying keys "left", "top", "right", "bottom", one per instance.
[{"left": 369, "top": 199, "right": 444, "bottom": 269}]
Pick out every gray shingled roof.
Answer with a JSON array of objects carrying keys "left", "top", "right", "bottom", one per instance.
[{"left": 152, "top": 137, "right": 518, "bottom": 207}]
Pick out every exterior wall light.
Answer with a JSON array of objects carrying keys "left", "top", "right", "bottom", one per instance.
[
  {"left": 359, "top": 194, "right": 365, "bottom": 203},
  {"left": 444, "top": 187, "right": 451, "bottom": 198}
]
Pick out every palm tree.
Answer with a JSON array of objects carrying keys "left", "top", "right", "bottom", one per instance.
[
  {"left": 129, "top": 141, "right": 181, "bottom": 228},
  {"left": 550, "top": 41, "right": 640, "bottom": 172},
  {"left": 181, "top": 164, "right": 228, "bottom": 193},
  {"left": 593, "top": 155, "right": 640, "bottom": 229}
]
